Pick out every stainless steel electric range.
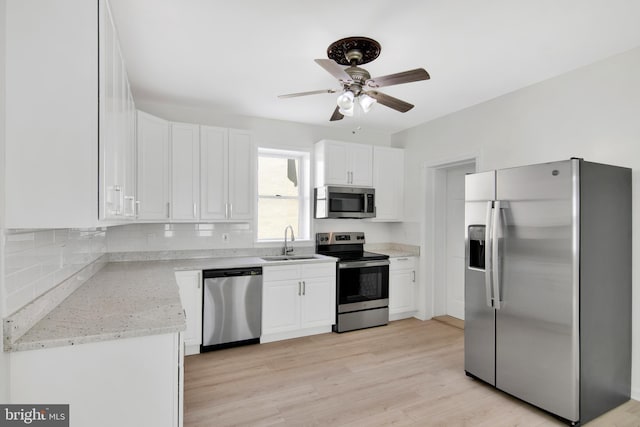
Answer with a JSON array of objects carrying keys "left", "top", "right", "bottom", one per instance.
[{"left": 316, "top": 232, "right": 390, "bottom": 333}]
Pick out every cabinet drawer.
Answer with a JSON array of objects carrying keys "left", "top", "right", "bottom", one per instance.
[
  {"left": 263, "top": 265, "right": 300, "bottom": 282},
  {"left": 300, "top": 262, "right": 336, "bottom": 279},
  {"left": 390, "top": 257, "right": 416, "bottom": 271},
  {"left": 263, "top": 262, "right": 336, "bottom": 282}
]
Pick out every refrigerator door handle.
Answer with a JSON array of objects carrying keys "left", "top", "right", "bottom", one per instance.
[
  {"left": 492, "top": 200, "right": 502, "bottom": 309},
  {"left": 484, "top": 201, "right": 494, "bottom": 307}
]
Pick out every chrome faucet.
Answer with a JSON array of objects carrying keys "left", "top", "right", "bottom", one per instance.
[{"left": 283, "top": 225, "right": 295, "bottom": 255}]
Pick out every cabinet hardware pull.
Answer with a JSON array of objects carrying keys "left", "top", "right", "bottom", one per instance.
[
  {"left": 166, "top": 202, "right": 170, "bottom": 218},
  {"left": 302, "top": 281, "right": 306, "bottom": 295},
  {"left": 193, "top": 203, "right": 197, "bottom": 219},
  {"left": 113, "top": 186, "right": 123, "bottom": 215},
  {"left": 298, "top": 281, "right": 301, "bottom": 296},
  {"left": 412, "top": 271, "right": 416, "bottom": 282},
  {"left": 225, "top": 203, "right": 229, "bottom": 219},
  {"left": 397, "top": 258, "right": 409, "bottom": 261},
  {"left": 229, "top": 203, "right": 233, "bottom": 218},
  {"left": 124, "top": 196, "right": 135, "bottom": 217}
]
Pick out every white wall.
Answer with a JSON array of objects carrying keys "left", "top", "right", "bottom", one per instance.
[
  {"left": 391, "top": 46, "right": 640, "bottom": 397},
  {"left": 0, "top": 0, "right": 10, "bottom": 402}
]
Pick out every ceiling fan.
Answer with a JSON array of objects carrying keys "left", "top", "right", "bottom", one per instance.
[{"left": 278, "top": 36, "right": 430, "bottom": 121}]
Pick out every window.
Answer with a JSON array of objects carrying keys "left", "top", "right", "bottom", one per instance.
[{"left": 257, "top": 148, "right": 311, "bottom": 241}]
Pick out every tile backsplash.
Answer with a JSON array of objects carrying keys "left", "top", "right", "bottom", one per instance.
[
  {"left": 4, "top": 229, "right": 106, "bottom": 315},
  {"left": 106, "top": 223, "right": 254, "bottom": 253}
]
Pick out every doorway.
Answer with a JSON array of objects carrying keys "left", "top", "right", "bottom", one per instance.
[{"left": 430, "top": 159, "right": 476, "bottom": 320}]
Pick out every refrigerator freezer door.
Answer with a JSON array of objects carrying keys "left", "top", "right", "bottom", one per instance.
[
  {"left": 495, "top": 160, "right": 579, "bottom": 422},
  {"left": 464, "top": 170, "right": 496, "bottom": 385}
]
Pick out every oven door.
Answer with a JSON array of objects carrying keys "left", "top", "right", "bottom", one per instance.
[{"left": 337, "top": 260, "right": 389, "bottom": 313}]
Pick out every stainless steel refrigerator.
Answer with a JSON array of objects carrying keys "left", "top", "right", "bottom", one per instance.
[{"left": 464, "top": 158, "right": 631, "bottom": 425}]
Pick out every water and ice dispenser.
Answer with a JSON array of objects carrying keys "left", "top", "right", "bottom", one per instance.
[{"left": 468, "top": 225, "right": 485, "bottom": 270}]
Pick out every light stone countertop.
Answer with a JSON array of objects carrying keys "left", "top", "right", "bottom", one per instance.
[
  {"left": 365, "top": 243, "right": 420, "bottom": 258},
  {"left": 9, "top": 255, "right": 337, "bottom": 352}
]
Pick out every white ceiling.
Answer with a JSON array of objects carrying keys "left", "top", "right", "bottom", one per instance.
[{"left": 109, "top": 0, "right": 640, "bottom": 134}]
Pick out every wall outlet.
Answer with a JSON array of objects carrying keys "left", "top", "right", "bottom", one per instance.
[{"left": 222, "top": 233, "right": 230, "bottom": 243}]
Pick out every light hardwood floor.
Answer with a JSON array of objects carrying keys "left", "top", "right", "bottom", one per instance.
[{"left": 184, "top": 318, "right": 639, "bottom": 426}]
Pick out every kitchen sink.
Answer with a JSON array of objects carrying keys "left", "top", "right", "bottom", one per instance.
[{"left": 260, "top": 255, "right": 319, "bottom": 262}]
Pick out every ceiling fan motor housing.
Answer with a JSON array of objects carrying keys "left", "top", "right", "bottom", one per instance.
[{"left": 344, "top": 66, "right": 371, "bottom": 95}]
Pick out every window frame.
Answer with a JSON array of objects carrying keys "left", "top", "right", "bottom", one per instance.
[{"left": 256, "top": 147, "right": 311, "bottom": 243}]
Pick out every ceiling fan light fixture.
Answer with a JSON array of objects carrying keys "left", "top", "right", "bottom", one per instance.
[
  {"left": 336, "top": 90, "right": 355, "bottom": 110},
  {"left": 338, "top": 105, "right": 354, "bottom": 117},
  {"left": 359, "top": 93, "right": 377, "bottom": 113}
]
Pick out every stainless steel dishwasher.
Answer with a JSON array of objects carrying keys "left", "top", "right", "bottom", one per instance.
[{"left": 201, "top": 267, "right": 262, "bottom": 352}]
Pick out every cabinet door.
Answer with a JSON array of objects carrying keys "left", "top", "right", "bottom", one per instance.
[
  {"left": 323, "top": 141, "right": 349, "bottom": 185},
  {"left": 137, "top": 111, "right": 170, "bottom": 220},
  {"left": 227, "top": 129, "right": 255, "bottom": 220},
  {"left": 123, "top": 88, "right": 137, "bottom": 218},
  {"left": 175, "top": 271, "right": 202, "bottom": 354},
  {"left": 389, "top": 258, "right": 416, "bottom": 314},
  {"left": 99, "top": 1, "right": 117, "bottom": 220},
  {"left": 372, "top": 146, "right": 404, "bottom": 221},
  {"left": 6, "top": 0, "right": 99, "bottom": 228},
  {"left": 349, "top": 143, "right": 373, "bottom": 186},
  {"left": 262, "top": 280, "right": 300, "bottom": 334},
  {"left": 171, "top": 123, "right": 200, "bottom": 221},
  {"left": 300, "top": 276, "right": 336, "bottom": 328},
  {"left": 200, "top": 126, "right": 228, "bottom": 220}
]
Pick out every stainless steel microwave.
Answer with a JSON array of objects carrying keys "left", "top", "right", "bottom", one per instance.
[{"left": 314, "top": 186, "right": 376, "bottom": 219}]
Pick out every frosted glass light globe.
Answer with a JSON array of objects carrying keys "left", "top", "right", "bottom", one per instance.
[{"left": 336, "top": 91, "right": 355, "bottom": 110}]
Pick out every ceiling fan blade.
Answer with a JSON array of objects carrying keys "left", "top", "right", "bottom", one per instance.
[
  {"left": 366, "top": 90, "right": 414, "bottom": 113},
  {"left": 366, "top": 68, "right": 430, "bottom": 88},
  {"left": 315, "top": 59, "right": 353, "bottom": 83},
  {"left": 278, "top": 89, "right": 336, "bottom": 99},
  {"left": 330, "top": 106, "right": 344, "bottom": 121}
]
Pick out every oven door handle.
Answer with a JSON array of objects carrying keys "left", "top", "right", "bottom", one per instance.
[{"left": 339, "top": 260, "right": 390, "bottom": 269}]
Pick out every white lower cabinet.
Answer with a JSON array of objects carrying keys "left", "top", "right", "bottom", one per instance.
[
  {"left": 262, "top": 262, "right": 336, "bottom": 343},
  {"left": 175, "top": 271, "right": 203, "bottom": 355},
  {"left": 389, "top": 257, "right": 417, "bottom": 320},
  {"left": 10, "top": 333, "right": 184, "bottom": 427}
]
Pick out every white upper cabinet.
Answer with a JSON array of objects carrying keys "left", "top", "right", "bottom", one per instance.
[
  {"left": 5, "top": 0, "right": 99, "bottom": 228},
  {"left": 315, "top": 140, "right": 373, "bottom": 187},
  {"left": 99, "top": 0, "right": 136, "bottom": 221},
  {"left": 200, "top": 126, "right": 255, "bottom": 221},
  {"left": 200, "top": 126, "right": 228, "bottom": 220},
  {"left": 137, "top": 111, "right": 170, "bottom": 221},
  {"left": 171, "top": 123, "right": 200, "bottom": 221},
  {"left": 372, "top": 146, "right": 405, "bottom": 222},
  {"left": 227, "top": 130, "right": 255, "bottom": 220},
  {"left": 5, "top": 0, "right": 135, "bottom": 228}
]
